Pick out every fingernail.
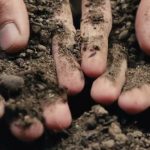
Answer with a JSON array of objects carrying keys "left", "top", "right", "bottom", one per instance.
[{"left": 0, "top": 23, "right": 19, "bottom": 50}]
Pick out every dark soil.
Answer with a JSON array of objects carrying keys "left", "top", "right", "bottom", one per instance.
[
  {"left": 110, "top": 0, "right": 150, "bottom": 91},
  {"left": 0, "top": 0, "right": 150, "bottom": 149}
]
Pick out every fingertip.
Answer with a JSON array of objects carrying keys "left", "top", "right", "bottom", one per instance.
[
  {"left": 91, "top": 79, "right": 119, "bottom": 105},
  {"left": 118, "top": 90, "right": 149, "bottom": 114},
  {"left": 118, "top": 93, "right": 140, "bottom": 114},
  {"left": 5, "top": 28, "right": 29, "bottom": 53},
  {"left": 136, "top": 0, "right": 150, "bottom": 54},
  {"left": 10, "top": 118, "right": 44, "bottom": 142},
  {"left": 81, "top": 60, "right": 106, "bottom": 78},
  {"left": 81, "top": 41, "right": 107, "bottom": 78},
  {"left": 66, "top": 76, "right": 85, "bottom": 95},
  {"left": 43, "top": 102, "right": 72, "bottom": 131},
  {"left": 58, "top": 73, "right": 85, "bottom": 95}
]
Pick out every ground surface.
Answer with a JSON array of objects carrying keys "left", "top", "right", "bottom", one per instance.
[{"left": 0, "top": 0, "right": 150, "bottom": 149}]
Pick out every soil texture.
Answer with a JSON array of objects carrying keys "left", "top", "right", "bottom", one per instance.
[{"left": 0, "top": 0, "right": 150, "bottom": 149}]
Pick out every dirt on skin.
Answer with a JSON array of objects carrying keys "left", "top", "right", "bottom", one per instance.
[
  {"left": 87, "top": 0, "right": 105, "bottom": 25},
  {"left": 110, "top": 0, "right": 150, "bottom": 91},
  {"left": 0, "top": 0, "right": 150, "bottom": 149},
  {"left": 2, "top": 0, "right": 71, "bottom": 125}
]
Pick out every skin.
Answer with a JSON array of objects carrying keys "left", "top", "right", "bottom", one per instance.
[
  {"left": 81, "top": 0, "right": 112, "bottom": 77},
  {"left": 0, "top": 0, "right": 150, "bottom": 141}
]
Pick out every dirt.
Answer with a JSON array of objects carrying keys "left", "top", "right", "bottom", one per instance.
[
  {"left": 110, "top": 0, "right": 150, "bottom": 91},
  {"left": 0, "top": 0, "right": 150, "bottom": 149}
]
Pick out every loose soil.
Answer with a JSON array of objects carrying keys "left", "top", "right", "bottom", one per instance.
[{"left": 0, "top": 0, "right": 150, "bottom": 149}]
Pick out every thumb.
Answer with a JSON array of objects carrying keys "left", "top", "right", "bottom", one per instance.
[{"left": 0, "top": 0, "right": 29, "bottom": 53}]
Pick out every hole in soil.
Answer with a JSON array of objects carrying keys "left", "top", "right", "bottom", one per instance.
[
  {"left": 73, "top": 14, "right": 81, "bottom": 29},
  {"left": 70, "top": 0, "right": 81, "bottom": 29},
  {"left": 68, "top": 77, "right": 95, "bottom": 119}
]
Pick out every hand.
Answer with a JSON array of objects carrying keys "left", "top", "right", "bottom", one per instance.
[{"left": 0, "top": 0, "right": 150, "bottom": 142}]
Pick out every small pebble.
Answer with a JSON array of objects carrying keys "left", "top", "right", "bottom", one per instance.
[
  {"left": 85, "top": 116, "right": 97, "bottom": 130},
  {"left": 92, "top": 105, "right": 108, "bottom": 117},
  {"left": 15, "top": 58, "right": 25, "bottom": 67},
  {"left": 26, "top": 49, "right": 34, "bottom": 54},
  {"left": 115, "top": 133, "right": 127, "bottom": 144},
  {"left": 24, "top": 115, "right": 34, "bottom": 124},
  {"left": 19, "top": 53, "right": 26, "bottom": 58},
  {"left": 91, "top": 143, "right": 100, "bottom": 150},
  {"left": 32, "top": 25, "right": 41, "bottom": 33},
  {"left": 37, "top": 44, "right": 47, "bottom": 51},
  {"left": 118, "top": 30, "right": 129, "bottom": 40},
  {"left": 101, "top": 139, "right": 115, "bottom": 149},
  {"left": 128, "top": 131, "right": 143, "bottom": 138}
]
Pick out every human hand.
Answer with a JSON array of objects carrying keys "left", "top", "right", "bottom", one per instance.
[{"left": 0, "top": 0, "right": 150, "bottom": 142}]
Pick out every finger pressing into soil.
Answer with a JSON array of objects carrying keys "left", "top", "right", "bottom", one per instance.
[
  {"left": 1, "top": 30, "right": 69, "bottom": 141},
  {"left": 52, "top": 0, "right": 85, "bottom": 95},
  {"left": 91, "top": 44, "right": 127, "bottom": 104},
  {"left": 10, "top": 117, "right": 44, "bottom": 142},
  {"left": 0, "top": 0, "right": 29, "bottom": 53},
  {"left": 4, "top": 69, "right": 68, "bottom": 141},
  {"left": 81, "top": 0, "right": 112, "bottom": 77},
  {"left": 43, "top": 101, "right": 72, "bottom": 131},
  {"left": 110, "top": 0, "right": 150, "bottom": 114},
  {"left": 0, "top": 0, "right": 75, "bottom": 141},
  {"left": 135, "top": 0, "right": 150, "bottom": 55},
  {"left": 118, "top": 85, "right": 150, "bottom": 114},
  {"left": 119, "top": 65, "right": 150, "bottom": 114}
]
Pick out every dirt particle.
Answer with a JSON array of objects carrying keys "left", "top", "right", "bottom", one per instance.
[
  {"left": 106, "top": 43, "right": 127, "bottom": 81},
  {"left": 128, "top": 130, "right": 143, "bottom": 138},
  {"left": 37, "top": 44, "right": 47, "bottom": 52},
  {"left": 93, "top": 45, "right": 100, "bottom": 51},
  {"left": 90, "top": 12, "right": 104, "bottom": 24},
  {"left": 85, "top": 116, "right": 97, "bottom": 130},
  {"left": 89, "top": 51, "right": 96, "bottom": 58},
  {"left": 92, "top": 105, "right": 108, "bottom": 117},
  {"left": 101, "top": 139, "right": 115, "bottom": 149},
  {"left": 109, "top": 122, "right": 122, "bottom": 136},
  {"left": 118, "top": 29, "right": 129, "bottom": 40}
]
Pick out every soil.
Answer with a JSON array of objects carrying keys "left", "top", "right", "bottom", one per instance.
[
  {"left": 0, "top": 0, "right": 150, "bottom": 149},
  {"left": 110, "top": 0, "right": 150, "bottom": 91}
]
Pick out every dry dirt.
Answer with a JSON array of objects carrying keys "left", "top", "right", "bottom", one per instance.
[{"left": 0, "top": 0, "right": 150, "bottom": 149}]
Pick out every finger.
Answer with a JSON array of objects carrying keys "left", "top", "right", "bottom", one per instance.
[
  {"left": 118, "top": 85, "right": 150, "bottom": 114},
  {"left": 10, "top": 118, "right": 44, "bottom": 142},
  {"left": 43, "top": 100, "right": 72, "bottom": 131},
  {"left": 0, "top": 0, "right": 29, "bottom": 53},
  {"left": 91, "top": 44, "right": 127, "bottom": 104},
  {"left": 52, "top": 0, "right": 84, "bottom": 95},
  {"left": 81, "top": 0, "right": 112, "bottom": 77},
  {"left": 136, "top": 0, "right": 150, "bottom": 55}
]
